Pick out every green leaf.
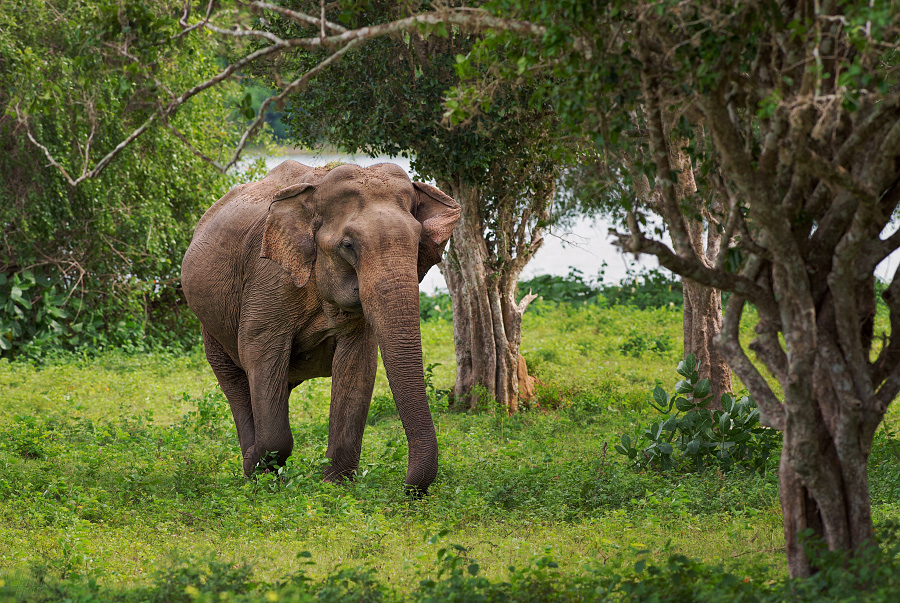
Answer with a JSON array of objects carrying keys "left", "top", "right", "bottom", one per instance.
[
  {"left": 719, "top": 413, "right": 732, "bottom": 432},
  {"left": 467, "top": 563, "right": 479, "bottom": 576},
  {"left": 694, "top": 379, "right": 711, "bottom": 398},
  {"left": 677, "top": 354, "right": 697, "bottom": 378},
  {"left": 621, "top": 433, "right": 631, "bottom": 449},
  {"left": 652, "top": 386, "right": 669, "bottom": 408},
  {"left": 675, "top": 380, "right": 693, "bottom": 394},
  {"left": 721, "top": 393, "right": 735, "bottom": 412},
  {"left": 674, "top": 397, "right": 694, "bottom": 412}
]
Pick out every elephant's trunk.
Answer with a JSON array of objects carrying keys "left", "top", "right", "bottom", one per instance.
[{"left": 359, "top": 266, "right": 437, "bottom": 494}]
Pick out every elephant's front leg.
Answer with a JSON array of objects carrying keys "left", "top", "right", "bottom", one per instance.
[
  {"left": 325, "top": 324, "right": 377, "bottom": 481},
  {"left": 236, "top": 332, "right": 294, "bottom": 476}
]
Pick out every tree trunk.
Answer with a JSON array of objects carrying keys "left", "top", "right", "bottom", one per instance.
[
  {"left": 669, "top": 136, "right": 733, "bottom": 406},
  {"left": 439, "top": 180, "right": 541, "bottom": 413},
  {"left": 682, "top": 279, "right": 731, "bottom": 405},
  {"left": 629, "top": 134, "right": 734, "bottom": 405},
  {"left": 778, "top": 363, "right": 879, "bottom": 577}
]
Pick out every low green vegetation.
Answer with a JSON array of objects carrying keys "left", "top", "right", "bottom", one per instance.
[
  {"left": 2, "top": 293, "right": 899, "bottom": 601},
  {"left": 615, "top": 354, "right": 781, "bottom": 474}
]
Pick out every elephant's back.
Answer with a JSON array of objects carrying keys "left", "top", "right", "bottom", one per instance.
[
  {"left": 192, "top": 160, "right": 319, "bottom": 239},
  {"left": 181, "top": 160, "right": 321, "bottom": 348}
]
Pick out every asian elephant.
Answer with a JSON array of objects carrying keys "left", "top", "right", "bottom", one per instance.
[{"left": 181, "top": 160, "right": 460, "bottom": 493}]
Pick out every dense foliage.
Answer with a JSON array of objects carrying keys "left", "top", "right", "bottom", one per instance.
[
  {"left": 517, "top": 266, "right": 682, "bottom": 309},
  {"left": 0, "top": 0, "right": 263, "bottom": 358}
]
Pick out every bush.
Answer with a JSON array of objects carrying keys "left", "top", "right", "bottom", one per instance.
[
  {"left": 419, "top": 291, "right": 453, "bottom": 322},
  {"left": 614, "top": 354, "right": 781, "bottom": 474},
  {"left": 600, "top": 266, "right": 683, "bottom": 309},
  {"left": 518, "top": 265, "right": 683, "bottom": 310},
  {"left": 517, "top": 268, "right": 601, "bottom": 305}
]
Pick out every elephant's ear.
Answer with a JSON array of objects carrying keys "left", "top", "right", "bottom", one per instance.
[
  {"left": 261, "top": 183, "right": 317, "bottom": 289},
  {"left": 413, "top": 182, "right": 461, "bottom": 282}
]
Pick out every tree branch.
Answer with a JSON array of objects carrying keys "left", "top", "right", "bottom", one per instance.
[
  {"left": 611, "top": 218, "right": 778, "bottom": 317},
  {"left": 19, "top": 6, "right": 580, "bottom": 187},
  {"left": 718, "top": 295, "right": 786, "bottom": 430}
]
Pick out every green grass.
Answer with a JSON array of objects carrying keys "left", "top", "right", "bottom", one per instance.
[{"left": 1, "top": 303, "right": 898, "bottom": 600}]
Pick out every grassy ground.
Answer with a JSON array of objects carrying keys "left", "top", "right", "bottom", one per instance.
[{"left": 1, "top": 303, "right": 898, "bottom": 598}]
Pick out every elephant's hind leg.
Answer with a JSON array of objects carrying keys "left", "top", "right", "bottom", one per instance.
[{"left": 202, "top": 327, "right": 255, "bottom": 474}]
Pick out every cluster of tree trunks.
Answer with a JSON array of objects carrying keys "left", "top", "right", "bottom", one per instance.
[{"left": 439, "top": 180, "right": 543, "bottom": 413}]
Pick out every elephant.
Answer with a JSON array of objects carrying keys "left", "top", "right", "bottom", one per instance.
[{"left": 181, "top": 160, "right": 460, "bottom": 493}]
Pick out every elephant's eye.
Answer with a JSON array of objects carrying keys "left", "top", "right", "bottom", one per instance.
[{"left": 340, "top": 239, "right": 354, "bottom": 250}]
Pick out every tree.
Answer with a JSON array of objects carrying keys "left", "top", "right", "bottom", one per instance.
[
  {"left": 449, "top": 2, "right": 735, "bottom": 405},
  {"left": 444, "top": 0, "right": 900, "bottom": 577},
  {"left": 0, "top": 0, "right": 260, "bottom": 353},
  {"left": 268, "top": 2, "right": 571, "bottom": 411}
]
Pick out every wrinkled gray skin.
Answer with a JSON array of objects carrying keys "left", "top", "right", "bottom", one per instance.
[{"left": 181, "top": 161, "right": 460, "bottom": 493}]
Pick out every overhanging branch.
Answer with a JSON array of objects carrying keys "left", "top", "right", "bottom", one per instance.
[{"left": 19, "top": 6, "right": 583, "bottom": 187}]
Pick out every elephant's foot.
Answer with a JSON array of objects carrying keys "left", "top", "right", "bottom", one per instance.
[
  {"left": 322, "top": 465, "right": 357, "bottom": 483},
  {"left": 242, "top": 447, "right": 260, "bottom": 477}
]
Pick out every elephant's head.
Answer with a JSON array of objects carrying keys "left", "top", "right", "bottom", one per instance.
[{"left": 260, "top": 163, "right": 460, "bottom": 492}]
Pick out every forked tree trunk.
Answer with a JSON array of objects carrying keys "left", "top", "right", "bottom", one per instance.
[
  {"left": 630, "top": 135, "right": 733, "bottom": 405},
  {"left": 722, "top": 292, "right": 884, "bottom": 578},
  {"left": 439, "top": 180, "right": 542, "bottom": 413},
  {"left": 669, "top": 135, "right": 733, "bottom": 406}
]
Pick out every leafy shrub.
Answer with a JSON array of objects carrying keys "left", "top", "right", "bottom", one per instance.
[
  {"left": 518, "top": 265, "right": 683, "bottom": 310},
  {"left": 517, "top": 268, "right": 601, "bottom": 305},
  {"left": 600, "top": 266, "right": 683, "bottom": 309},
  {"left": 614, "top": 354, "right": 781, "bottom": 473},
  {"left": 143, "top": 554, "right": 255, "bottom": 603},
  {"left": 419, "top": 291, "right": 453, "bottom": 321},
  {"left": 425, "top": 362, "right": 451, "bottom": 412},
  {"left": 9, "top": 527, "right": 900, "bottom": 602},
  {"left": 0, "top": 269, "right": 68, "bottom": 355}
]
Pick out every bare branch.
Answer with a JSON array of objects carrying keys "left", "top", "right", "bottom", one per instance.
[
  {"left": 611, "top": 219, "right": 779, "bottom": 317},
  {"left": 220, "top": 38, "right": 362, "bottom": 172},
  {"left": 251, "top": 1, "right": 347, "bottom": 34},
  {"left": 21, "top": 6, "right": 580, "bottom": 187},
  {"left": 203, "top": 21, "right": 287, "bottom": 44},
  {"left": 17, "top": 102, "right": 158, "bottom": 188}
]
